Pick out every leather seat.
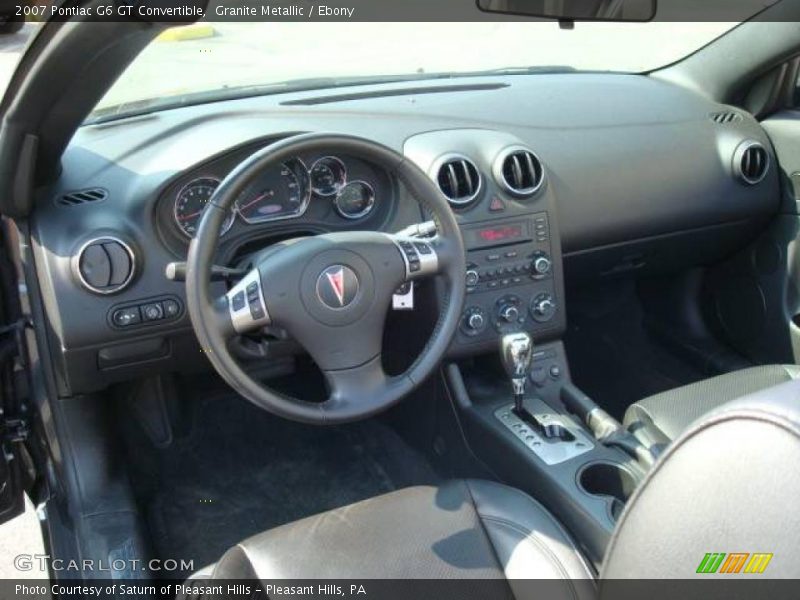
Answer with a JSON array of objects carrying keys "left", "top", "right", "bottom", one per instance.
[
  {"left": 210, "top": 479, "right": 595, "bottom": 598},
  {"left": 623, "top": 364, "right": 800, "bottom": 446},
  {"left": 191, "top": 380, "right": 800, "bottom": 596}
]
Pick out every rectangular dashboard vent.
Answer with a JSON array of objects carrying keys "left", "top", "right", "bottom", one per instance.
[
  {"left": 57, "top": 188, "right": 108, "bottom": 207},
  {"left": 281, "top": 83, "right": 508, "bottom": 106},
  {"left": 710, "top": 111, "right": 743, "bottom": 124}
]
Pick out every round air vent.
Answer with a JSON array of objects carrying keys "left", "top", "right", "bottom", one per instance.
[
  {"left": 432, "top": 154, "right": 481, "bottom": 206},
  {"left": 733, "top": 140, "right": 769, "bottom": 185},
  {"left": 73, "top": 237, "right": 136, "bottom": 294},
  {"left": 494, "top": 146, "right": 545, "bottom": 197}
]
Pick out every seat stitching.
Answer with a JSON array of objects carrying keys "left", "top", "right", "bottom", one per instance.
[{"left": 480, "top": 515, "right": 581, "bottom": 600}]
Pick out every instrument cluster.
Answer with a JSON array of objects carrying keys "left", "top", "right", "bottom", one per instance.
[{"left": 172, "top": 155, "right": 378, "bottom": 239}]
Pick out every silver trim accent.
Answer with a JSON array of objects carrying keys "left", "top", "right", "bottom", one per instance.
[
  {"left": 334, "top": 180, "right": 375, "bottom": 220},
  {"left": 225, "top": 268, "right": 271, "bottom": 334},
  {"left": 174, "top": 177, "right": 234, "bottom": 239},
  {"left": 74, "top": 236, "right": 136, "bottom": 295},
  {"left": 732, "top": 140, "right": 770, "bottom": 185},
  {"left": 234, "top": 158, "right": 312, "bottom": 225},
  {"left": 495, "top": 400, "right": 594, "bottom": 466},
  {"left": 310, "top": 155, "right": 347, "bottom": 197},
  {"left": 429, "top": 153, "right": 482, "bottom": 206},
  {"left": 390, "top": 234, "right": 440, "bottom": 280},
  {"left": 493, "top": 145, "right": 545, "bottom": 198}
]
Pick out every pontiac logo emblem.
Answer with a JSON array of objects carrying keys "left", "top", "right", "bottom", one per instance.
[
  {"left": 317, "top": 265, "right": 359, "bottom": 308},
  {"left": 326, "top": 268, "right": 346, "bottom": 306}
]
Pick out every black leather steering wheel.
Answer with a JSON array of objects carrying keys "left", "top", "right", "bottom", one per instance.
[{"left": 185, "top": 133, "right": 466, "bottom": 424}]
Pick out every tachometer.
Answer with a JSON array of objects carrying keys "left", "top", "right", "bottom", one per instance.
[
  {"left": 310, "top": 156, "right": 346, "bottom": 197},
  {"left": 334, "top": 181, "right": 375, "bottom": 219},
  {"left": 174, "top": 177, "right": 234, "bottom": 238},
  {"left": 235, "top": 159, "right": 309, "bottom": 223}
]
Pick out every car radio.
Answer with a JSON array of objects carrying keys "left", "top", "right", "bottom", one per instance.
[{"left": 450, "top": 212, "right": 563, "bottom": 355}]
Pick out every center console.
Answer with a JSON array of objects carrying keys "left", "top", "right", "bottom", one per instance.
[
  {"left": 403, "top": 129, "right": 648, "bottom": 568},
  {"left": 445, "top": 345, "right": 648, "bottom": 567}
]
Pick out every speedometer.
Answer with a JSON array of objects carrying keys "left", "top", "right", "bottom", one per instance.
[
  {"left": 235, "top": 159, "right": 309, "bottom": 223},
  {"left": 174, "top": 177, "right": 234, "bottom": 238}
]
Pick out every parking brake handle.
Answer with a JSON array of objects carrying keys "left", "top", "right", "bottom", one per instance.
[{"left": 561, "top": 383, "right": 659, "bottom": 467}]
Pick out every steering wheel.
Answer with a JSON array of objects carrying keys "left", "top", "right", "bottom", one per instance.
[{"left": 185, "top": 133, "right": 466, "bottom": 424}]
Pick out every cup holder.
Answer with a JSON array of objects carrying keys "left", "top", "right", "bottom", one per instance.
[{"left": 578, "top": 462, "right": 638, "bottom": 522}]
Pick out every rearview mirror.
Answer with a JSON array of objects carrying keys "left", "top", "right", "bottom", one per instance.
[{"left": 477, "top": 0, "right": 657, "bottom": 22}]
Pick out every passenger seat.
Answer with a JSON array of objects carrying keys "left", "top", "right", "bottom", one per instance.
[{"left": 624, "top": 365, "right": 800, "bottom": 445}]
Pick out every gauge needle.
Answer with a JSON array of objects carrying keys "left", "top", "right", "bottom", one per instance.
[
  {"left": 239, "top": 192, "right": 272, "bottom": 212},
  {"left": 178, "top": 210, "right": 203, "bottom": 221}
]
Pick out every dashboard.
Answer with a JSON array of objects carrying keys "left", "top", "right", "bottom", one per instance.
[{"left": 28, "top": 73, "right": 781, "bottom": 396}]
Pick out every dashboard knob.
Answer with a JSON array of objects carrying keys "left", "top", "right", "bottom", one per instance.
[
  {"left": 533, "top": 255, "right": 552, "bottom": 276},
  {"left": 467, "top": 312, "right": 486, "bottom": 330},
  {"left": 461, "top": 307, "right": 487, "bottom": 335},
  {"left": 498, "top": 305, "right": 520, "bottom": 323},
  {"left": 530, "top": 294, "right": 557, "bottom": 322},
  {"left": 465, "top": 269, "right": 480, "bottom": 287}
]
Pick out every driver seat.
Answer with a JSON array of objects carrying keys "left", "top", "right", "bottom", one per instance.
[{"left": 192, "top": 378, "right": 800, "bottom": 596}]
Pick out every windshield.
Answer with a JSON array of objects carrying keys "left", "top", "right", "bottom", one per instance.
[{"left": 92, "top": 22, "right": 737, "bottom": 120}]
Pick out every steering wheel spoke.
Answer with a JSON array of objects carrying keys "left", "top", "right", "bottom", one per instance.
[
  {"left": 222, "top": 267, "right": 272, "bottom": 336},
  {"left": 324, "top": 356, "right": 388, "bottom": 406}
]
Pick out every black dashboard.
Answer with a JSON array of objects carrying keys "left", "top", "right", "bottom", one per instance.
[{"left": 28, "top": 73, "right": 780, "bottom": 396}]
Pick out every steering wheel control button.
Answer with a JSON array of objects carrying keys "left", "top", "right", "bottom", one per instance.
[
  {"left": 112, "top": 307, "right": 141, "bottom": 327},
  {"left": 392, "top": 235, "right": 439, "bottom": 280},
  {"left": 413, "top": 242, "right": 433, "bottom": 255},
  {"left": 231, "top": 291, "right": 246, "bottom": 311},
  {"left": 316, "top": 265, "right": 359, "bottom": 309},
  {"left": 142, "top": 302, "right": 164, "bottom": 321},
  {"left": 226, "top": 269, "right": 271, "bottom": 333}
]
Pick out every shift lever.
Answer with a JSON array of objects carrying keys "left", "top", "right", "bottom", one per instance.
[{"left": 500, "top": 332, "right": 534, "bottom": 414}]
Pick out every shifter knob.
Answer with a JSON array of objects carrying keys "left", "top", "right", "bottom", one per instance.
[{"left": 500, "top": 332, "right": 534, "bottom": 400}]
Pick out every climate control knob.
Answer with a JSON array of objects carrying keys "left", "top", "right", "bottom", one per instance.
[
  {"left": 468, "top": 312, "right": 486, "bottom": 330},
  {"left": 498, "top": 304, "right": 520, "bottom": 324},
  {"left": 461, "top": 307, "right": 487, "bottom": 335},
  {"left": 530, "top": 293, "right": 557, "bottom": 322}
]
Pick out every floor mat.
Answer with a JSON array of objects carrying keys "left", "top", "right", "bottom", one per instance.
[
  {"left": 564, "top": 282, "right": 706, "bottom": 420},
  {"left": 121, "top": 390, "right": 440, "bottom": 576}
]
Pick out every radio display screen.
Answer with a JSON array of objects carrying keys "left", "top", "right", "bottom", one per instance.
[
  {"left": 477, "top": 225, "right": 524, "bottom": 243},
  {"left": 465, "top": 220, "right": 532, "bottom": 249}
]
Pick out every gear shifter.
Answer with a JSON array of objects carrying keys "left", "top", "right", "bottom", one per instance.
[
  {"left": 500, "top": 332, "right": 534, "bottom": 415},
  {"left": 500, "top": 332, "right": 574, "bottom": 442}
]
